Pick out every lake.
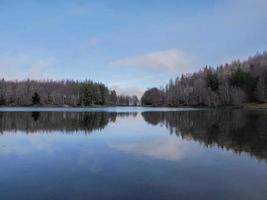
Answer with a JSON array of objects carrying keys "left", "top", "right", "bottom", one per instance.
[{"left": 0, "top": 107, "right": 267, "bottom": 200}]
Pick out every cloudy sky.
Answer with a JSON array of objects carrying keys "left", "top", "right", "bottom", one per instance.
[{"left": 0, "top": 0, "right": 266, "bottom": 97}]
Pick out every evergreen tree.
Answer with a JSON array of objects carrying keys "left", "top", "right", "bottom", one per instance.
[
  {"left": 255, "top": 76, "right": 266, "bottom": 102},
  {"left": 110, "top": 90, "right": 117, "bottom": 105},
  {"left": 32, "top": 92, "right": 41, "bottom": 105},
  {"left": 206, "top": 72, "right": 219, "bottom": 91},
  {"left": 0, "top": 95, "right": 6, "bottom": 105}
]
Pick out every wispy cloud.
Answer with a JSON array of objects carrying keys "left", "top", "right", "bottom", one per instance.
[
  {"left": 109, "top": 85, "right": 145, "bottom": 99},
  {"left": 107, "top": 74, "right": 167, "bottom": 98},
  {"left": 0, "top": 55, "right": 56, "bottom": 80},
  {"left": 111, "top": 49, "right": 197, "bottom": 73}
]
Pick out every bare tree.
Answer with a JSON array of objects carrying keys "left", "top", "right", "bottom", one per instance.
[
  {"left": 255, "top": 76, "right": 266, "bottom": 102},
  {"left": 141, "top": 52, "right": 267, "bottom": 107}
]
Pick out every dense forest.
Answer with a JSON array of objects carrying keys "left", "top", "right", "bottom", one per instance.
[
  {"left": 0, "top": 79, "right": 139, "bottom": 106},
  {"left": 141, "top": 52, "right": 267, "bottom": 107},
  {"left": 1, "top": 52, "right": 266, "bottom": 108}
]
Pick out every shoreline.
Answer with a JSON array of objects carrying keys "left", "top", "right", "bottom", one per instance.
[
  {"left": 0, "top": 103, "right": 266, "bottom": 110},
  {"left": 243, "top": 103, "right": 267, "bottom": 110}
]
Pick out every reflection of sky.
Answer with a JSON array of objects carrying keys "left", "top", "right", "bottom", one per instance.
[
  {"left": 0, "top": 114, "right": 199, "bottom": 162},
  {"left": 0, "top": 131, "right": 54, "bottom": 155},
  {"left": 0, "top": 113, "right": 265, "bottom": 164},
  {"left": 109, "top": 135, "right": 199, "bottom": 161},
  {"left": 1, "top": 113, "right": 267, "bottom": 200}
]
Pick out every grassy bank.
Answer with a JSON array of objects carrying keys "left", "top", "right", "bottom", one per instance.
[{"left": 243, "top": 103, "right": 267, "bottom": 110}]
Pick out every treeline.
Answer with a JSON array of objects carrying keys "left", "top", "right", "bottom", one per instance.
[
  {"left": 141, "top": 52, "right": 267, "bottom": 107},
  {"left": 0, "top": 79, "right": 139, "bottom": 106}
]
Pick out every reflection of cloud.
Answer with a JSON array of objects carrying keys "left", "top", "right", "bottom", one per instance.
[
  {"left": 0, "top": 132, "right": 53, "bottom": 155},
  {"left": 109, "top": 135, "right": 193, "bottom": 161},
  {"left": 77, "top": 146, "right": 104, "bottom": 173}
]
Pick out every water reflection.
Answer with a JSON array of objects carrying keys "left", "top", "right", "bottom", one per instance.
[
  {"left": 142, "top": 110, "right": 267, "bottom": 161},
  {"left": 0, "top": 110, "right": 267, "bottom": 161},
  {"left": 1, "top": 109, "right": 267, "bottom": 200},
  {"left": 0, "top": 112, "right": 137, "bottom": 134},
  {"left": 109, "top": 136, "right": 195, "bottom": 161}
]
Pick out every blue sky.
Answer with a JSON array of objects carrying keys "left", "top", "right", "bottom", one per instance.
[{"left": 0, "top": 0, "right": 267, "bottom": 97}]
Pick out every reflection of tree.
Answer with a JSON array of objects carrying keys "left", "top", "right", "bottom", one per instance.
[
  {"left": 31, "top": 112, "right": 40, "bottom": 121},
  {"left": 0, "top": 112, "right": 137, "bottom": 134},
  {"left": 142, "top": 110, "right": 267, "bottom": 161}
]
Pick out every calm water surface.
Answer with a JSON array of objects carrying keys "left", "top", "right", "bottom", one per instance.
[{"left": 0, "top": 107, "right": 267, "bottom": 200}]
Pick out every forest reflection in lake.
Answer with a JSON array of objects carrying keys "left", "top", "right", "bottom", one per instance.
[{"left": 0, "top": 108, "right": 267, "bottom": 200}]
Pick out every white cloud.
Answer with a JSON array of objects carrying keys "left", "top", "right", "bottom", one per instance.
[
  {"left": 28, "top": 59, "right": 55, "bottom": 79},
  {"left": 109, "top": 85, "right": 145, "bottom": 99},
  {"left": 111, "top": 49, "right": 197, "bottom": 73},
  {"left": 0, "top": 55, "right": 56, "bottom": 80}
]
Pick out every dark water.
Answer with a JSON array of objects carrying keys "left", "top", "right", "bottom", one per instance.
[{"left": 0, "top": 108, "right": 267, "bottom": 200}]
